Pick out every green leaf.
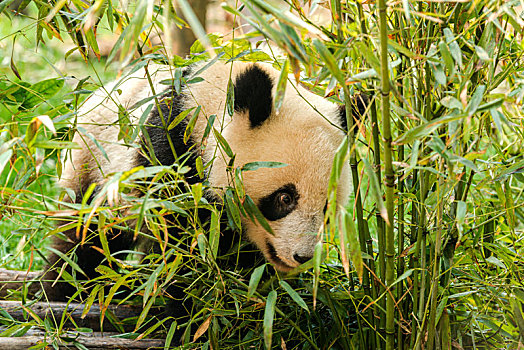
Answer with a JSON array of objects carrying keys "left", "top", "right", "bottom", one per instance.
[
  {"left": 475, "top": 45, "right": 491, "bottom": 62},
  {"left": 443, "top": 28, "right": 462, "bottom": 68},
  {"left": 274, "top": 59, "right": 289, "bottom": 113},
  {"left": 22, "top": 78, "right": 64, "bottom": 109},
  {"left": 391, "top": 269, "right": 413, "bottom": 288},
  {"left": 440, "top": 96, "right": 463, "bottom": 110},
  {"left": 339, "top": 208, "right": 363, "bottom": 283},
  {"left": 280, "top": 280, "right": 309, "bottom": 312},
  {"left": 456, "top": 200, "right": 467, "bottom": 235},
  {"left": 396, "top": 114, "right": 466, "bottom": 145},
  {"left": 84, "top": 28, "right": 100, "bottom": 58},
  {"left": 225, "top": 188, "right": 242, "bottom": 230},
  {"left": 241, "top": 161, "right": 288, "bottom": 172},
  {"left": 168, "top": 107, "right": 195, "bottom": 131},
  {"left": 208, "top": 209, "right": 220, "bottom": 259},
  {"left": 0, "top": 149, "right": 13, "bottom": 175},
  {"left": 486, "top": 256, "right": 506, "bottom": 269},
  {"left": 512, "top": 299, "right": 524, "bottom": 341},
  {"left": 439, "top": 40, "right": 455, "bottom": 75},
  {"left": 432, "top": 63, "right": 447, "bottom": 86},
  {"left": 312, "top": 240, "right": 323, "bottom": 309},
  {"left": 243, "top": 195, "right": 274, "bottom": 235},
  {"left": 164, "top": 320, "right": 178, "bottom": 350},
  {"left": 184, "top": 105, "right": 201, "bottom": 144},
  {"left": 313, "top": 39, "right": 346, "bottom": 87},
  {"left": 0, "top": 0, "right": 16, "bottom": 14},
  {"left": 214, "top": 128, "right": 234, "bottom": 158},
  {"left": 466, "top": 85, "right": 486, "bottom": 116},
  {"left": 47, "top": 247, "right": 87, "bottom": 277},
  {"left": 247, "top": 264, "right": 265, "bottom": 299},
  {"left": 33, "top": 140, "right": 81, "bottom": 150},
  {"left": 226, "top": 78, "right": 234, "bottom": 117},
  {"left": 355, "top": 41, "right": 381, "bottom": 73},
  {"left": 263, "top": 290, "right": 277, "bottom": 349},
  {"left": 362, "top": 158, "right": 387, "bottom": 223},
  {"left": 202, "top": 114, "right": 216, "bottom": 139}
]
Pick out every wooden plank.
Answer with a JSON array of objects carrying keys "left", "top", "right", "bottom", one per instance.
[
  {"left": 0, "top": 268, "right": 40, "bottom": 297},
  {"left": 0, "top": 300, "right": 146, "bottom": 332},
  {"left": 0, "top": 335, "right": 164, "bottom": 349}
]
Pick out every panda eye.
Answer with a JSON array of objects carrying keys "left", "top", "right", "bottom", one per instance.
[
  {"left": 278, "top": 192, "right": 292, "bottom": 206},
  {"left": 258, "top": 183, "right": 300, "bottom": 221}
]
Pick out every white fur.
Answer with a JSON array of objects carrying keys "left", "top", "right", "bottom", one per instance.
[{"left": 61, "top": 61, "right": 351, "bottom": 271}]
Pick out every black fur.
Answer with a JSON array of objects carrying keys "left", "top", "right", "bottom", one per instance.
[
  {"left": 338, "top": 94, "right": 369, "bottom": 131},
  {"left": 234, "top": 65, "right": 274, "bottom": 128},
  {"left": 137, "top": 89, "right": 200, "bottom": 184},
  {"left": 258, "top": 183, "right": 299, "bottom": 221}
]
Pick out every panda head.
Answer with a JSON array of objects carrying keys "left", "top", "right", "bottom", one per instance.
[{"left": 189, "top": 62, "right": 355, "bottom": 271}]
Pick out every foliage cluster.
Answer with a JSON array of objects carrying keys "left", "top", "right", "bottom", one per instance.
[{"left": 0, "top": 0, "right": 523, "bottom": 349}]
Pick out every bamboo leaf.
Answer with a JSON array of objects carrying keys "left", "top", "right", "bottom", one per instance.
[
  {"left": 263, "top": 290, "right": 277, "bottom": 349},
  {"left": 439, "top": 41, "right": 455, "bottom": 75},
  {"left": 241, "top": 161, "right": 288, "bottom": 172},
  {"left": 0, "top": 149, "right": 13, "bottom": 175},
  {"left": 208, "top": 209, "right": 220, "bottom": 259},
  {"left": 247, "top": 264, "right": 265, "bottom": 299},
  {"left": 339, "top": 208, "right": 363, "bottom": 283},
  {"left": 280, "top": 280, "right": 309, "bottom": 312},
  {"left": 456, "top": 200, "right": 466, "bottom": 235},
  {"left": 486, "top": 256, "right": 506, "bottom": 269},
  {"left": 512, "top": 299, "right": 524, "bottom": 341},
  {"left": 193, "top": 315, "right": 212, "bottom": 342},
  {"left": 225, "top": 188, "right": 242, "bottom": 230},
  {"left": 313, "top": 39, "right": 345, "bottom": 87},
  {"left": 184, "top": 105, "right": 201, "bottom": 144},
  {"left": 47, "top": 247, "right": 87, "bottom": 277},
  {"left": 396, "top": 114, "right": 466, "bottom": 145},
  {"left": 443, "top": 28, "right": 462, "bottom": 68},
  {"left": 274, "top": 59, "right": 289, "bottom": 113},
  {"left": 475, "top": 45, "right": 491, "bottom": 62},
  {"left": 167, "top": 107, "right": 195, "bottom": 131},
  {"left": 22, "top": 78, "right": 64, "bottom": 109},
  {"left": 0, "top": 0, "right": 16, "bottom": 14},
  {"left": 243, "top": 195, "right": 274, "bottom": 235},
  {"left": 226, "top": 78, "right": 234, "bottom": 117},
  {"left": 362, "top": 157, "right": 388, "bottom": 224},
  {"left": 466, "top": 85, "right": 486, "bottom": 116},
  {"left": 312, "top": 240, "right": 322, "bottom": 310},
  {"left": 164, "top": 320, "right": 177, "bottom": 350},
  {"left": 214, "top": 128, "right": 234, "bottom": 158}
]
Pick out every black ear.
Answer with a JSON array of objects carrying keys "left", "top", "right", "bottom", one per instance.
[
  {"left": 338, "top": 94, "right": 369, "bottom": 132},
  {"left": 234, "top": 65, "right": 274, "bottom": 128}
]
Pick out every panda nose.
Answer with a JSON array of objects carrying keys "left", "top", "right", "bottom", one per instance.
[{"left": 293, "top": 254, "right": 313, "bottom": 264}]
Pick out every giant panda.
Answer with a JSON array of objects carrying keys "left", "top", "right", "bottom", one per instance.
[{"left": 43, "top": 60, "right": 362, "bottom": 305}]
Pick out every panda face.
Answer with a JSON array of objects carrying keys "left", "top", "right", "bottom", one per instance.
[
  {"left": 229, "top": 107, "right": 350, "bottom": 271},
  {"left": 187, "top": 62, "right": 351, "bottom": 271}
]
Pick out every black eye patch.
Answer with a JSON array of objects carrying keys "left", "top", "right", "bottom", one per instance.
[{"left": 258, "top": 183, "right": 299, "bottom": 221}]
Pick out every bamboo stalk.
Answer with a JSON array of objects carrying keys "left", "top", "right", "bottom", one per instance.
[
  {"left": 397, "top": 58, "right": 407, "bottom": 350},
  {"left": 356, "top": 4, "right": 381, "bottom": 347},
  {"left": 376, "top": 0, "right": 395, "bottom": 348},
  {"left": 427, "top": 160, "right": 445, "bottom": 349}
]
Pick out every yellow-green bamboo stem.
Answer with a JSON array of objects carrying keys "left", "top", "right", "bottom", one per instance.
[
  {"left": 427, "top": 160, "right": 445, "bottom": 349},
  {"left": 376, "top": 0, "right": 395, "bottom": 348},
  {"left": 357, "top": 4, "right": 384, "bottom": 346}
]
